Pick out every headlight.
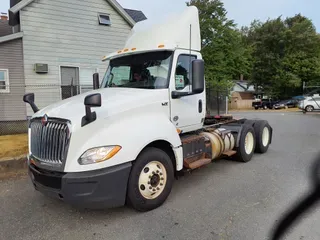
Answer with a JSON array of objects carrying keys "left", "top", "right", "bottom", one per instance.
[{"left": 78, "top": 146, "right": 121, "bottom": 165}]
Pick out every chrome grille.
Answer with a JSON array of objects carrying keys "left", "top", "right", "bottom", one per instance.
[{"left": 30, "top": 118, "right": 71, "bottom": 165}]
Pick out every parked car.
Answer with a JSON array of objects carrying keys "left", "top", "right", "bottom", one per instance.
[
  {"left": 298, "top": 95, "right": 320, "bottom": 112},
  {"left": 273, "top": 99, "right": 299, "bottom": 109},
  {"left": 252, "top": 98, "right": 279, "bottom": 110}
]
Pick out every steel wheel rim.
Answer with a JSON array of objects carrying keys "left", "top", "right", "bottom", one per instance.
[
  {"left": 262, "top": 127, "right": 270, "bottom": 147},
  {"left": 244, "top": 132, "right": 254, "bottom": 155},
  {"left": 138, "top": 161, "right": 167, "bottom": 200}
]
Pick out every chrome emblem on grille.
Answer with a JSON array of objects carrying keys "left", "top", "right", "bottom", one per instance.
[{"left": 41, "top": 114, "right": 48, "bottom": 126}]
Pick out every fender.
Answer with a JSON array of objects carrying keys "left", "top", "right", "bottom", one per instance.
[{"left": 64, "top": 111, "right": 183, "bottom": 172}]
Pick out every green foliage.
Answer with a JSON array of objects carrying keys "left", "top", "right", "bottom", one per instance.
[
  {"left": 186, "top": 0, "right": 250, "bottom": 90},
  {"left": 244, "top": 14, "right": 320, "bottom": 98},
  {"left": 185, "top": 1, "right": 320, "bottom": 98}
]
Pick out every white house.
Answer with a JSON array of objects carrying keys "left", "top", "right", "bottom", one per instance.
[{"left": 0, "top": 0, "right": 146, "bottom": 130}]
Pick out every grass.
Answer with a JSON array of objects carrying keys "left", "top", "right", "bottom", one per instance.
[{"left": 0, "top": 134, "right": 28, "bottom": 160}]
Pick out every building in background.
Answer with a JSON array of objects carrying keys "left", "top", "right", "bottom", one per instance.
[
  {"left": 0, "top": 0, "right": 146, "bottom": 134},
  {"left": 229, "top": 80, "right": 256, "bottom": 109}
]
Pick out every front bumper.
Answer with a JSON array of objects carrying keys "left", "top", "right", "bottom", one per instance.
[{"left": 28, "top": 162, "right": 132, "bottom": 209}]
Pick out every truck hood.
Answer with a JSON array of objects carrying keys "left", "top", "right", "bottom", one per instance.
[{"left": 32, "top": 88, "right": 169, "bottom": 129}]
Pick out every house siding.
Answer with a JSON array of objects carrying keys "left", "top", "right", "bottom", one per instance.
[
  {"left": 20, "top": 0, "right": 132, "bottom": 115},
  {"left": 0, "top": 38, "right": 26, "bottom": 121}
]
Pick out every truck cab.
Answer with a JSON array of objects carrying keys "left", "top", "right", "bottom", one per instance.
[{"left": 24, "top": 6, "right": 273, "bottom": 212}]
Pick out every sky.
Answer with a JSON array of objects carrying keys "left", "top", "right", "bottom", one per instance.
[{"left": 0, "top": 0, "right": 319, "bottom": 30}]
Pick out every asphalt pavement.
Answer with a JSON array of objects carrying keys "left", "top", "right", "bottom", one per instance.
[{"left": 1, "top": 111, "right": 320, "bottom": 240}]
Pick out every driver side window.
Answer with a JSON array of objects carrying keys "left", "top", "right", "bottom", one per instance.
[
  {"left": 175, "top": 55, "right": 196, "bottom": 91},
  {"left": 111, "top": 66, "right": 130, "bottom": 85}
]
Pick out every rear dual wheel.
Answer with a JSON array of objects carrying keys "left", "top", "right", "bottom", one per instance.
[
  {"left": 234, "top": 124, "right": 256, "bottom": 162},
  {"left": 245, "top": 120, "right": 272, "bottom": 153},
  {"left": 254, "top": 120, "right": 271, "bottom": 153}
]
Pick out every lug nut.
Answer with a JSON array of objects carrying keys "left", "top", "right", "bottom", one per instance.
[
  {"left": 161, "top": 178, "right": 164, "bottom": 180},
  {"left": 140, "top": 185, "right": 145, "bottom": 191},
  {"left": 160, "top": 183, "right": 163, "bottom": 186},
  {"left": 156, "top": 170, "right": 159, "bottom": 173},
  {"left": 149, "top": 186, "right": 152, "bottom": 190},
  {"left": 157, "top": 187, "right": 160, "bottom": 190}
]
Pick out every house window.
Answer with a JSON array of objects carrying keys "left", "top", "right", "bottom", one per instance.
[
  {"left": 0, "top": 69, "right": 9, "bottom": 93},
  {"left": 98, "top": 14, "right": 111, "bottom": 25}
]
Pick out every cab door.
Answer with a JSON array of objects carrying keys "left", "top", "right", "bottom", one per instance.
[{"left": 169, "top": 52, "right": 205, "bottom": 133}]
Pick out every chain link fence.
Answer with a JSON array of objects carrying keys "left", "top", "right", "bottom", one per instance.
[
  {"left": 0, "top": 84, "right": 229, "bottom": 136},
  {"left": 0, "top": 84, "right": 93, "bottom": 136}
]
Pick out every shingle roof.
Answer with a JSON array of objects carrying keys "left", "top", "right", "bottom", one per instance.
[
  {"left": 0, "top": 19, "right": 12, "bottom": 37},
  {"left": 9, "top": 0, "right": 146, "bottom": 26},
  {"left": 124, "top": 8, "right": 147, "bottom": 23}
]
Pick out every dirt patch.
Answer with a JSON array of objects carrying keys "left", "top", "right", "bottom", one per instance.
[{"left": 0, "top": 134, "right": 28, "bottom": 160}]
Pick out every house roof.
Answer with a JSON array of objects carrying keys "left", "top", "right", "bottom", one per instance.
[
  {"left": 9, "top": 0, "right": 146, "bottom": 26},
  {"left": 0, "top": 19, "right": 12, "bottom": 37},
  {"left": 232, "top": 80, "right": 255, "bottom": 92},
  {"left": 124, "top": 8, "right": 147, "bottom": 23}
]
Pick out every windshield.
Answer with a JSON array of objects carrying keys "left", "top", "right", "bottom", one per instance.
[{"left": 101, "top": 51, "right": 173, "bottom": 89}]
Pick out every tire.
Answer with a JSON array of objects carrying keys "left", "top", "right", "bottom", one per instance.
[
  {"left": 254, "top": 107, "right": 259, "bottom": 110},
  {"left": 244, "top": 119, "right": 256, "bottom": 126},
  {"left": 252, "top": 120, "right": 271, "bottom": 153},
  {"left": 234, "top": 124, "right": 256, "bottom": 162},
  {"left": 305, "top": 105, "right": 314, "bottom": 112},
  {"left": 126, "top": 147, "right": 174, "bottom": 212}
]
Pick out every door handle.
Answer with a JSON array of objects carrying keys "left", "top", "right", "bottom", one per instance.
[{"left": 198, "top": 100, "right": 202, "bottom": 113}]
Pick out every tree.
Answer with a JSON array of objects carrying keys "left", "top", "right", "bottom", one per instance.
[
  {"left": 186, "top": 0, "right": 251, "bottom": 90},
  {"left": 245, "top": 14, "right": 320, "bottom": 98}
]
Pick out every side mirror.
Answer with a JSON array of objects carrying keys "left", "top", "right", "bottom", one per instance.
[
  {"left": 23, "top": 93, "right": 39, "bottom": 113},
  {"left": 84, "top": 93, "right": 101, "bottom": 107},
  {"left": 192, "top": 59, "right": 204, "bottom": 94},
  {"left": 81, "top": 93, "right": 102, "bottom": 127},
  {"left": 93, "top": 73, "right": 100, "bottom": 90}
]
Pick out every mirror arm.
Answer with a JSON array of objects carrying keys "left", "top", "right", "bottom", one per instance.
[
  {"left": 85, "top": 106, "right": 93, "bottom": 121},
  {"left": 29, "top": 102, "right": 39, "bottom": 113},
  {"left": 23, "top": 93, "right": 39, "bottom": 113},
  {"left": 93, "top": 73, "right": 100, "bottom": 90}
]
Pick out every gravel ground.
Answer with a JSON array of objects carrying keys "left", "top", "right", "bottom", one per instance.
[{"left": 1, "top": 111, "right": 320, "bottom": 240}]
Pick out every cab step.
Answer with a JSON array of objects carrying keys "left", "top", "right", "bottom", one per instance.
[
  {"left": 187, "top": 158, "right": 212, "bottom": 169},
  {"left": 222, "top": 150, "right": 237, "bottom": 157},
  {"left": 183, "top": 153, "right": 212, "bottom": 169}
]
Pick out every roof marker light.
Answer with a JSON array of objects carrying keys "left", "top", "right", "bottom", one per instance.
[{"left": 158, "top": 44, "right": 165, "bottom": 48}]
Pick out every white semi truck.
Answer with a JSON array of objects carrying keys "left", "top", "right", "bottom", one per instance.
[{"left": 23, "top": 6, "right": 273, "bottom": 212}]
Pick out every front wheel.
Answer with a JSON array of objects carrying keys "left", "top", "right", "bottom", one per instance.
[
  {"left": 126, "top": 147, "right": 174, "bottom": 212},
  {"left": 305, "top": 105, "right": 314, "bottom": 112}
]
